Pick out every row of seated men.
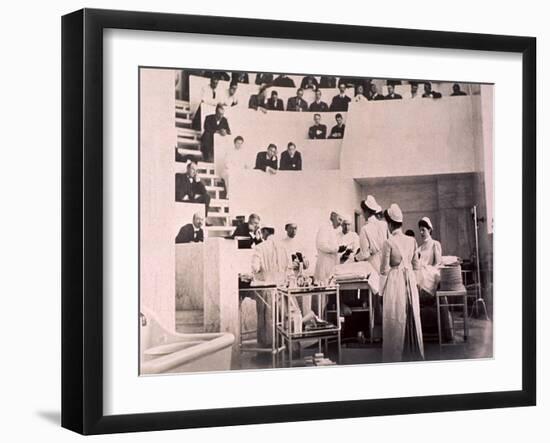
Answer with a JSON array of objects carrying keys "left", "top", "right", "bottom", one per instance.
[
  {"left": 200, "top": 77, "right": 352, "bottom": 112},
  {"left": 199, "top": 76, "right": 469, "bottom": 119},
  {"left": 192, "top": 69, "right": 469, "bottom": 96},
  {"left": 198, "top": 102, "right": 345, "bottom": 162},
  {"left": 191, "top": 70, "right": 354, "bottom": 88}
]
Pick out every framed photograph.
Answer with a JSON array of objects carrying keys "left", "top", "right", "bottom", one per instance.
[{"left": 62, "top": 8, "right": 536, "bottom": 435}]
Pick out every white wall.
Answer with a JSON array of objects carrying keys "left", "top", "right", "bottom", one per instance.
[
  {"left": 1, "top": 2, "right": 546, "bottom": 443},
  {"left": 341, "top": 96, "right": 479, "bottom": 178},
  {"left": 139, "top": 68, "right": 177, "bottom": 331}
]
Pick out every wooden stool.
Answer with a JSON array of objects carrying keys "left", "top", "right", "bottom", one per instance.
[{"left": 435, "top": 290, "right": 468, "bottom": 348}]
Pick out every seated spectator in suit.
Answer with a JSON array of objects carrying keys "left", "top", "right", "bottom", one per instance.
[
  {"left": 248, "top": 86, "right": 268, "bottom": 112},
  {"left": 255, "top": 72, "right": 274, "bottom": 85},
  {"left": 301, "top": 75, "right": 319, "bottom": 90},
  {"left": 201, "top": 104, "right": 231, "bottom": 162},
  {"left": 175, "top": 212, "right": 205, "bottom": 244},
  {"left": 410, "top": 82, "right": 421, "bottom": 99},
  {"left": 254, "top": 144, "right": 278, "bottom": 174},
  {"left": 231, "top": 71, "right": 249, "bottom": 84},
  {"left": 175, "top": 161, "right": 211, "bottom": 217},
  {"left": 309, "top": 90, "right": 329, "bottom": 112},
  {"left": 287, "top": 88, "right": 309, "bottom": 112},
  {"left": 329, "top": 82, "right": 352, "bottom": 111},
  {"left": 329, "top": 113, "right": 346, "bottom": 139},
  {"left": 353, "top": 84, "right": 368, "bottom": 102},
  {"left": 422, "top": 82, "right": 442, "bottom": 98},
  {"left": 368, "top": 83, "right": 385, "bottom": 101},
  {"left": 308, "top": 113, "right": 327, "bottom": 139},
  {"left": 280, "top": 142, "right": 302, "bottom": 171},
  {"left": 385, "top": 84, "right": 403, "bottom": 100},
  {"left": 232, "top": 213, "right": 263, "bottom": 249},
  {"left": 319, "top": 76, "right": 337, "bottom": 88},
  {"left": 266, "top": 90, "right": 284, "bottom": 111},
  {"left": 220, "top": 81, "right": 239, "bottom": 107},
  {"left": 450, "top": 83, "right": 467, "bottom": 96},
  {"left": 272, "top": 74, "right": 296, "bottom": 87}
]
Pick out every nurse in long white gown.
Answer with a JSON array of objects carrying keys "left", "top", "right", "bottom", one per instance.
[
  {"left": 355, "top": 195, "right": 388, "bottom": 274},
  {"left": 355, "top": 195, "right": 389, "bottom": 338},
  {"left": 380, "top": 204, "right": 424, "bottom": 362}
]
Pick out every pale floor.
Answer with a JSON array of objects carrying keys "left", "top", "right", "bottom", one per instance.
[{"left": 237, "top": 313, "right": 493, "bottom": 370}]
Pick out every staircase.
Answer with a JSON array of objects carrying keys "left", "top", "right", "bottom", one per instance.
[
  {"left": 175, "top": 99, "right": 203, "bottom": 162},
  {"left": 175, "top": 101, "right": 236, "bottom": 333}
]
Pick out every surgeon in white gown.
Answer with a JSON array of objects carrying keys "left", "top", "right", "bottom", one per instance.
[
  {"left": 314, "top": 211, "right": 344, "bottom": 283},
  {"left": 313, "top": 211, "right": 345, "bottom": 315}
]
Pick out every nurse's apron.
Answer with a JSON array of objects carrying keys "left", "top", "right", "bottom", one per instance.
[{"left": 382, "top": 237, "right": 424, "bottom": 362}]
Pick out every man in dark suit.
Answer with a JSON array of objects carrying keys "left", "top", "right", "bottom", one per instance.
[
  {"left": 248, "top": 86, "right": 268, "bottom": 112},
  {"left": 231, "top": 71, "right": 249, "bottom": 84},
  {"left": 266, "top": 90, "right": 284, "bottom": 111},
  {"left": 309, "top": 90, "right": 329, "bottom": 112},
  {"left": 272, "top": 74, "right": 296, "bottom": 87},
  {"left": 450, "top": 83, "right": 467, "bottom": 96},
  {"left": 175, "top": 161, "right": 211, "bottom": 217},
  {"left": 300, "top": 75, "right": 319, "bottom": 90},
  {"left": 232, "top": 213, "right": 263, "bottom": 249},
  {"left": 308, "top": 113, "right": 327, "bottom": 139},
  {"left": 410, "top": 82, "right": 421, "bottom": 99},
  {"left": 368, "top": 83, "right": 385, "bottom": 101},
  {"left": 255, "top": 72, "right": 274, "bottom": 85},
  {"left": 319, "top": 76, "right": 337, "bottom": 88},
  {"left": 329, "top": 113, "right": 346, "bottom": 139},
  {"left": 329, "top": 82, "right": 352, "bottom": 111},
  {"left": 175, "top": 212, "right": 205, "bottom": 244},
  {"left": 286, "top": 88, "right": 308, "bottom": 112},
  {"left": 254, "top": 144, "right": 278, "bottom": 173},
  {"left": 422, "top": 82, "right": 442, "bottom": 98},
  {"left": 280, "top": 142, "right": 302, "bottom": 171},
  {"left": 385, "top": 84, "right": 403, "bottom": 100},
  {"left": 201, "top": 104, "right": 231, "bottom": 162}
]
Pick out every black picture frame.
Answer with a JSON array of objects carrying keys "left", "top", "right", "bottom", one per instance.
[{"left": 61, "top": 8, "right": 536, "bottom": 435}]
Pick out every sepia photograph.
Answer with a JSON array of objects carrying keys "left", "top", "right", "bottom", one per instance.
[{"left": 139, "top": 67, "right": 494, "bottom": 375}]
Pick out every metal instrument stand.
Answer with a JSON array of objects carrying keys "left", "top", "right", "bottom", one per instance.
[{"left": 471, "top": 205, "right": 489, "bottom": 320}]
